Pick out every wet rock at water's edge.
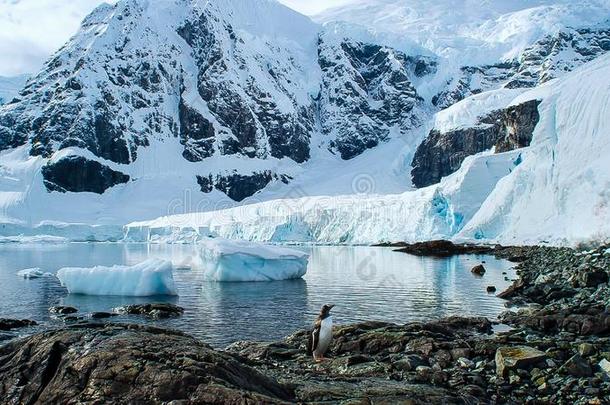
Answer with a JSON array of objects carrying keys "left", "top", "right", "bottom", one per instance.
[{"left": 113, "top": 303, "right": 185, "bottom": 319}]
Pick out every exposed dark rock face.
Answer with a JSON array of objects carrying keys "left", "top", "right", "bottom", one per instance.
[
  {"left": 411, "top": 100, "right": 541, "bottom": 188},
  {"left": 178, "top": 95, "right": 215, "bottom": 162},
  {"left": 197, "top": 171, "right": 291, "bottom": 202},
  {"left": 318, "top": 36, "right": 431, "bottom": 159},
  {"left": 0, "top": 324, "right": 291, "bottom": 404},
  {"left": 508, "top": 27, "right": 610, "bottom": 88},
  {"left": 0, "top": 1, "right": 316, "bottom": 200},
  {"left": 494, "top": 100, "right": 542, "bottom": 153},
  {"left": 0, "top": 3, "right": 179, "bottom": 167},
  {"left": 42, "top": 156, "right": 130, "bottom": 194},
  {"left": 178, "top": 13, "right": 313, "bottom": 164},
  {"left": 0, "top": 113, "right": 29, "bottom": 151}
]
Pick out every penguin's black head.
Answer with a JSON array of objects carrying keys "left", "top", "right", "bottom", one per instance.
[{"left": 320, "top": 304, "right": 334, "bottom": 316}]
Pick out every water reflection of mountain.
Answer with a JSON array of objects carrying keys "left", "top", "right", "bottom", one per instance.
[{"left": 198, "top": 279, "right": 309, "bottom": 347}]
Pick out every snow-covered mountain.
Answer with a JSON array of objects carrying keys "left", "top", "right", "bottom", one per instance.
[
  {"left": 316, "top": 0, "right": 610, "bottom": 65},
  {"left": 0, "top": 0, "right": 609, "bottom": 246},
  {"left": 128, "top": 53, "right": 610, "bottom": 246}
]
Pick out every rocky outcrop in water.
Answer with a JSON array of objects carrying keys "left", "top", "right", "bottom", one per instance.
[
  {"left": 411, "top": 99, "right": 541, "bottom": 188},
  {"left": 113, "top": 303, "right": 184, "bottom": 319},
  {"left": 393, "top": 240, "right": 495, "bottom": 257},
  {"left": 0, "top": 318, "right": 37, "bottom": 331},
  {"left": 42, "top": 155, "right": 130, "bottom": 194}
]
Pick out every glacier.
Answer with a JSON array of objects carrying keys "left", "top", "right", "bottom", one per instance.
[
  {"left": 127, "top": 53, "right": 610, "bottom": 246},
  {"left": 57, "top": 259, "right": 178, "bottom": 296},
  {"left": 199, "top": 238, "right": 309, "bottom": 282},
  {"left": 458, "top": 54, "right": 610, "bottom": 245},
  {"left": 127, "top": 149, "right": 522, "bottom": 244}
]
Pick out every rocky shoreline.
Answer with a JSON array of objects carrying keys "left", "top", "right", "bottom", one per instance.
[{"left": 1, "top": 243, "right": 609, "bottom": 404}]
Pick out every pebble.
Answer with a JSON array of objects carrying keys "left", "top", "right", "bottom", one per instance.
[
  {"left": 579, "top": 343, "right": 596, "bottom": 357},
  {"left": 458, "top": 357, "right": 474, "bottom": 368}
]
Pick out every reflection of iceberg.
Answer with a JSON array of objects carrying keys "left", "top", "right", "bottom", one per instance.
[
  {"left": 61, "top": 293, "right": 179, "bottom": 314},
  {"left": 57, "top": 259, "right": 178, "bottom": 296},
  {"left": 200, "top": 238, "right": 309, "bottom": 282},
  {"left": 199, "top": 278, "right": 309, "bottom": 346}
]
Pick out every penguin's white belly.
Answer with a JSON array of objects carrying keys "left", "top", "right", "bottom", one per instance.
[{"left": 314, "top": 316, "right": 333, "bottom": 357}]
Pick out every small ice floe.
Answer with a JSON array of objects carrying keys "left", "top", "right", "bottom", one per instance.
[
  {"left": 57, "top": 259, "right": 178, "bottom": 296},
  {"left": 200, "top": 238, "right": 309, "bottom": 282},
  {"left": 17, "top": 268, "right": 54, "bottom": 279}
]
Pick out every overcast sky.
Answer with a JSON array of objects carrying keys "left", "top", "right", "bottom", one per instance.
[{"left": 0, "top": 0, "right": 353, "bottom": 77}]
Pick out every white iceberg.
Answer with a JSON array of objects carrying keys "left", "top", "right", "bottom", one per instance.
[
  {"left": 57, "top": 259, "right": 178, "bottom": 296},
  {"left": 200, "top": 238, "right": 309, "bottom": 282},
  {"left": 17, "top": 268, "right": 54, "bottom": 279}
]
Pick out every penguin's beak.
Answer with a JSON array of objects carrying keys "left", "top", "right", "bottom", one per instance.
[{"left": 328, "top": 305, "right": 335, "bottom": 310}]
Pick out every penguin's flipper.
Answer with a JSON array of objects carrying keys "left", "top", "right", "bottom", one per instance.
[
  {"left": 306, "top": 330, "right": 313, "bottom": 355},
  {"left": 309, "top": 319, "right": 321, "bottom": 356}
]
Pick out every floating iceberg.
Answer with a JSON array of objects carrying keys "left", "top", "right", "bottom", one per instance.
[
  {"left": 57, "top": 259, "right": 178, "bottom": 296},
  {"left": 17, "top": 268, "right": 54, "bottom": 279},
  {"left": 200, "top": 238, "right": 309, "bottom": 282}
]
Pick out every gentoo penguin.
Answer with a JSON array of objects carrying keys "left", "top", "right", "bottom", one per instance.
[{"left": 307, "top": 304, "right": 334, "bottom": 362}]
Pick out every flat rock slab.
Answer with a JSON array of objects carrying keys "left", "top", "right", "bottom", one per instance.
[
  {"left": 496, "top": 346, "right": 547, "bottom": 377},
  {"left": 0, "top": 323, "right": 291, "bottom": 404}
]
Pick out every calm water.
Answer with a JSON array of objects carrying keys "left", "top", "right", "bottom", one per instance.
[{"left": 0, "top": 243, "right": 515, "bottom": 347}]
